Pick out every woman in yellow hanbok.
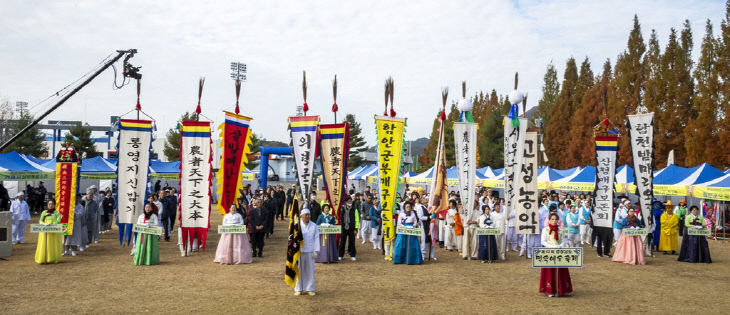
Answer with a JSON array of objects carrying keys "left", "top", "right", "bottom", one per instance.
[
  {"left": 659, "top": 204, "right": 679, "bottom": 254},
  {"left": 34, "top": 200, "right": 64, "bottom": 264}
]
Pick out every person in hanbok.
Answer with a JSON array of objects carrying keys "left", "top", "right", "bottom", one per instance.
[
  {"left": 295, "top": 208, "right": 319, "bottom": 296},
  {"left": 35, "top": 200, "right": 63, "bottom": 264},
  {"left": 491, "top": 203, "right": 506, "bottom": 260},
  {"left": 478, "top": 205, "right": 498, "bottom": 263},
  {"left": 393, "top": 201, "right": 423, "bottom": 265},
  {"left": 84, "top": 190, "right": 100, "bottom": 245},
  {"left": 579, "top": 200, "right": 593, "bottom": 245},
  {"left": 566, "top": 205, "right": 580, "bottom": 247},
  {"left": 651, "top": 198, "right": 664, "bottom": 251},
  {"left": 444, "top": 200, "right": 458, "bottom": 251},
  {"left": 462, "top": 201, "right": 481, "bottom": 260},
  {"left": 521, "top": 204, "right": 550, "bottom": 258},
  {"left": 63, "top": 195, "right": 85, "bottom": 256},
  {"left": 133, "top": 203, "right": 159, "bottom": 266},
  {"left": 539, "top": 213, "right": 573, "bottom": 297},
  {"left": 214, "top": 204, "right": 252, "bottom": 264},
  {"left": 678, "top": 206, "right": 712, "bottom": 263},
  {"left": 419, "top": 197, "right": 437, "bottom": 261},
  {"left": 315, "top": 204, "right": 339, "bottom": 263},
  {"left": 368, "top": 199, "right": 382, "bottom": 250},
  {"left": 612, "top": 208, "right": 646, "bottom": 265},
  {"left": 659, "top": 204, "right": 679, "bottom": 254},
  {"left": 613, "top": 199, "right": 630, "bottom": 245},
  {"left": 10, "top": 191, "right": 30, "bottom": 244}
]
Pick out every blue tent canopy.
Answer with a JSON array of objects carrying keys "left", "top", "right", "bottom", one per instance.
[
  {"left": 0, "top": 151, "right": 55, "bottom": 180},
  {"left": 150, "top": 160, "right": 180, "bottom": 173},
  {"left": 80, "top": 156, "right": 117, "bottom": 173}
]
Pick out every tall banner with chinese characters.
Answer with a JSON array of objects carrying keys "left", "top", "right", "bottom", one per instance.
[
  {"left": 594, "top": 134, "right": 619, "bottom": 228},
  {"left": 179, "top": 121, "right": 212, "bottom": 250},
  {"left": 116, "top": 119, "right": 153, "bottom": 245},
  {"left": 515, "top": 131, "right": 539, "bottom": 234},
  {"left": 453, "top": 122, "right": 477, "bottom": 217},
  {"left": 289, "top": 116, "right": 320, "bottom": 207},
  {"left": 216, "top": 112, "right": 253, "bottom": 215},
  {"left": 503, "top": 117, "right": 527, "bottom": 217},
  {"left": 627, "top": 112, "right": 654, "bottom": 230},
  {"left": 375, "top": 115, "right": 406, "bottom": 251},
  {"left": 318, "top": 123, "right": 349, "bottom": 223},
  {"left": 55, "top": 148, "right": 79, "bottom": 236}
]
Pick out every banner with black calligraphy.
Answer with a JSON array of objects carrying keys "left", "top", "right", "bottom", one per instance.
[
  {"left": 54, "top": 148, "right": 79, "bottom": 236},
  {"left": 627, "top": 113, "right": 654, "bottom": 230},
  {"left": 515, "top": 131, "right": 539, "bottom": 234},
  {"left": 216, "top": 112, "right": 253, "bottom": 215},
  {"left": 180, "top": 121, "right": 212, "bottom": 250},
  {"left": 503, "top": 117, "right": 527, "bottom": 217},
  {"left": 454, "top": 122, "right": 477, "bottom": 218},
  {"left": 375, "top": 116, "right": 406, "bottom": 244},
  {"left": 593, "top": 135, "right": 618, "bottom": 228},
  {"left": 116, "top": 119, "right": 153, "bottom": 245},
  {"left": 289, "top": 116, "right": 320, "bottom": 206},
  {"left": 318, "top": 123, "right": 349, "bottom": 223}
]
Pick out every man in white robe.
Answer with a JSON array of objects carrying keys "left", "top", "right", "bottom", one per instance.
[
  {"left": 11, "top": 192, "right": 30, "bottom": 244},
  {"left": 295, "top": 208, "right": 320, "bottom": 296}
]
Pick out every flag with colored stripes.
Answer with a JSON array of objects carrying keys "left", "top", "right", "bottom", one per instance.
[
  {"left": 594, "top": 134, "right": 618, "bottom": 228},
  {"left": 180, "top": 120, "right": 212, "bottom": 250},
  {"left": 289, "top": 116, "right": 320, "bottom": 205},
  {"left": 284, "top": 198, "right": 302, "bottom": 288},
  {"left": 55, "top": 148, "right": 79, "bottom": 236},
  {"left": 216, "top": 112, "right": 253, "bottom": 215},
  {"left": 318, "top": 123, "right": 349, "bottom": 223},
  {"left": 116, "top": 119, "right": 153, "bottom": 245}
]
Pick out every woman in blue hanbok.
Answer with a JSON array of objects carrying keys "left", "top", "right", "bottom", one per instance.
[
  {"left": 393, "top": 201, "right": 423, "bottom": 265},
  {"left": 315, "top": 204, "right": 339, "bottom": 263}
]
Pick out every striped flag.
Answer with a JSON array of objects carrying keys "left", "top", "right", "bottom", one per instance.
[{"left": 284, "top": 198, "right": 302, "bottom": 288}]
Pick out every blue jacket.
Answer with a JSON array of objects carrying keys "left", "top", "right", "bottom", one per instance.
[
  {"left": 369, "top": 205, "right": 381, "bottom": 229},
  {"left": 316, "top": 213, "right": 336, "bottom": 225}
]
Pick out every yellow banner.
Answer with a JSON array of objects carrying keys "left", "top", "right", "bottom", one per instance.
[
  {"left": 653, "top": 185, "right": 690, "bottom": 196},
  {"left": 375, "top": 116, "right": 406, "bottom": 244},
  {"left": 692, "top": 186, "right": 730, "bottom": 201}
]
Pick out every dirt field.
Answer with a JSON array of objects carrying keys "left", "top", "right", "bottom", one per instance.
[{"left": 2, "top": 211, "right": 730, "bottom": 315}]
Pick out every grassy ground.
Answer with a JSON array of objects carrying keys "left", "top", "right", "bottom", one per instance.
[{"left": 2, "top": 210, "right": 729, "bottom": 314}]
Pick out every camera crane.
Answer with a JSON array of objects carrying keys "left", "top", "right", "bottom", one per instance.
[{"left": 0, "top": 49, "right": 141, "bottom": 152}]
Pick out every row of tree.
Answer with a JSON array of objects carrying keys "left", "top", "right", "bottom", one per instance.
[{"left": 418, "top": 5, "right": 730, "bottom": 171}]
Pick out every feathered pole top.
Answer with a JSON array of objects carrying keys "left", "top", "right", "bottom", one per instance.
[
  {"left": 508, "top": 72, "right": 524, "bottom": 127},
  {"left": 458, "top": 81, "right": 474, "bottom": 123},
  {"left": 440, "top": 87, "right": 448, "bottom": 121},
  {"left": 387, "top": 77, "right": 396, "bottom": 117},
  {"left": 331, "top": 75, "right": 338, "bottom": 114},
  {"left": 302, "top": 71, "right": 309, "bottom": 115},
  {"left": 234, "top": 79, "right": 242, "bottom": 114},
  {"left": 195, "top": 77, "right": 205, "bottom": 119}
]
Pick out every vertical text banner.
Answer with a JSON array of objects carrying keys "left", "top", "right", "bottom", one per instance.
[
  {"left": 375, "top": 115, "right": 406, "bottom": 242},
  {"left": 503, "top": 117, "right": 527, "bottom": 217},
  {"left": 515, "top": 131, "right": 539, "bottom": 234},
  {"left": 54, "top": 158, "right": 78, "bottom": 235},
  {"left": 594, "top": 134, "right": 618, "bottom": 228},
  {"left": 180, "top": 121, "right": 212, "bottom": 248},
  {"left": 117, "top": 119, "right": 153, "bottom": 225},
  {"left": 289, "top": 116, "right": 320, "bottom": 205},
  {"left": 216, "top": 112, "right": 252, "bottom": 215},
  {"left": 454, "top": 122, "right": 477, "bottom": 217},
  {"left": 628, "top": 113, "right": 654, "bottom": 229},
  {"left": 318, "top": 123, "right": 349, "bottom": 222}
]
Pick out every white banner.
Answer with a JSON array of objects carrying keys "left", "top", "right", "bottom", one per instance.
[
  {"left": 594, "top": 147, "right": 617, "bottom": 228},
  {"left": 503, "top": 117, "right": 527, "bottom": 217},
  {"left": 515, "top": 131, "right": 539, "bottom": 234},
  {"left": 454, "top": 122, "right": 477, "bottom": 217},
  {"left": 117, "top": 120, "right": 152, "bottom": 224},
  {"left": 180, "top": 122, "right": 212, "bottom": 229},
  {"left": 628, "top": 113, "right": 654, "bottom": 230},
  {"left": 289, "top": 116, "right": 320, "bottom": 205}
]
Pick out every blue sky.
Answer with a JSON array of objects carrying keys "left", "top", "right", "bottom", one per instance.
[{"left": 0, "top": 0, "right": 725, "bottom": 145}]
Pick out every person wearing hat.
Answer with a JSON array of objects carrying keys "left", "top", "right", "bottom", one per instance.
[
  {"left": 675, "top": 200, "right": 688, "bottom": 236},
  {"left": 613, "top": 199, "right": 631, "bottom": 246},
  {"left": 295, "top": 208, "right": 319, "bottom": 296},
  {"left": 84, "top": 188, "right": 100, "bottom": 245},
  {"left": 10, "top": 191, "right": 30, "bottom": 244},
  {"left": 659, "top": 201, "right": 679, "bottom": 254}
]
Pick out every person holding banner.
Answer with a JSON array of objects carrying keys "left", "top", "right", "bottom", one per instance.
[
  {"left": 539, "top": 213, "right": 573, "bottom": 297},
  {"left": 612, "top": 208, "right": 646, "bottom": 265},
  {"left": 445, "top": 200, "right": 458, "bottom": 251},
  {"left": 418, "top": 196, "right": 436, "bottom": 261},
  {"left": 214, "top": 204, "right": 252, "bottom": 265},
  {"left": 63, "top": 195, "right": 85, "bottom": 257},
  {"left": 393, "top": 201, "right": 423, "bottom": 265},
  {"left": 315, "top": 204, "right": 340, "bottom": 263},
  {"left": 338, "top": 196, "right": 358, "bottom": 261},
  {"left": 462, "top": 200, "right": 481, "bottom": 260},
  {"left": 368, "top": 199, "right": 382, "bottom": 250},
  {"left": 133, "top": 203, "right": 159, "bottom": 266},
  {"left": 659, "top": 205, "right": 679, "bottom": 255},
  {"left": 491, "top": 203, "right": 506, "bottom": 260},
  {"left": 294, "top": 208, "right": 319, "bottom": 296},
  {"left": 478, "top": 205, "right": 498, "bottom": 263},
  {"left": 35, "top": 200, "right": 63, "bottom": 264},
  {"left": 678, "top": 206, "right": 712, "bottom": 263}
]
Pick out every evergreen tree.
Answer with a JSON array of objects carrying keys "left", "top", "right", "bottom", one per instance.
[
  {"left": 685, "top": 20, "right": 721, "bottom": 166},
  {"left": 418, "top": 112, "right": 441, "bottom": 171},
  {"left": 544, "top": 57, "right": 578, "bottom": 168},
  {"left": 443, "top": 104, "right": 460, "bottom": 166},
  {"left": 344, "top": 113, "right": 368, "bottom": 170},
  {"left": 608, "top": 15, "right": 646, "bottom": 165},
  {"left": 718, "top": 1, "right": 730, "bottom": 167},
  {"left": 470, "top": 92, "right": 489, "bottom": 125},
  {"left": 2, "top": 112, "right": 48, "bottom": 156},
  {"left": 574, "top": 57, "right": 595, "bottom": 107},
  {"left": 567, "top": 60, "right": 612, "bottom": 166},
  {"left": 477, "top": 105, "right": 506, "bottom": 168},
  {"left": 532, "top": 62, "right": 560, "bottom": 127},
  {"left": 64, "top": 123, "right": 99, "bottom": 158},
  {"left": 163, "top": 112, "right": 193, "bottom": 161},
  {"left": 245, "top": 133, "right": 261, "bottom": 170}
]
